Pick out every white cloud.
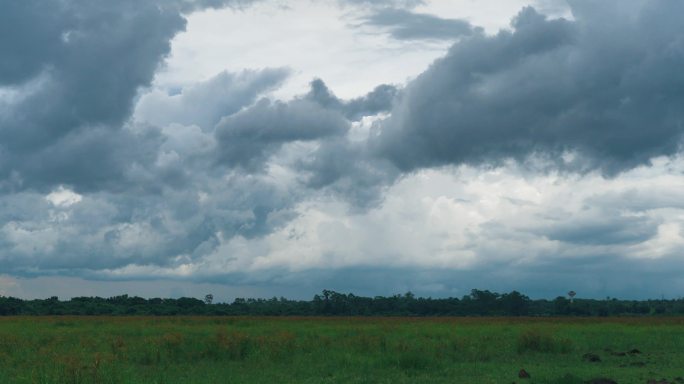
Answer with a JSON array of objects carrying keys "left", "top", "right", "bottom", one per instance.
[
  {"left": 95, "top": 155, "right": 684, "bottom": 284},
  {"left": 45, "top": 186, "right": 82, "bottom": 208},
  {"left": 156, "top": 0, "right": 452, "bottom": 100},
  {"left": 414, "top": 0, "right": 571, "bottom": 34},
  {"left": 1, "top": 221, "right": 60, "bottom": 255}
]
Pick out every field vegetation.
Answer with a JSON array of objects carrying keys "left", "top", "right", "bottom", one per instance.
[{"left": 1, "top": 316, "right": 683, "bottom": 383}]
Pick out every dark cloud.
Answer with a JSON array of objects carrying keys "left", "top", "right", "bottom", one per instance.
[
  {"left": 540, "top": 213, "right": 659, "bottom": 246},
  {"left": 0, "top": 2, "right": 69, "bottom": 86},
  {"left": 8, "top": 254, "right": 684, "bottom": 300},
  {"left": 0, "top": 170, "right": 302, "bottom": 274},
  {"left": 293, "top": 79, "right": 401, "bottom": 207},
  {"left": 0, "top": 0, "right": 307, "bottom": 277},
  {"left": 0, "top": 0, "right": 252, "bottom": 193},
  {"left": 214, "top": 98, "right": 349, "bottom": 170},
  {"left": 81, "top": 257, "right": 684, "bottom": 300},
  {"left": 16, "top": 125, "right": 163, "bottom": 193},
  {"left": 362, "top": 8, "right": 477, "bottom": 40},
  {"left": 305, "top": 79, "right": 399, "bottom": 121},
  {"left": 297, "top": 138, "right": 399, "bottom": 208},
  {"left": 372, "top": 2, "right": 684, "bottom": 174}
]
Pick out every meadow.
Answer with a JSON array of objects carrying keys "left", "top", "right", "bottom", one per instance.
[{"left": 0, "top": 316, "right": 683, "bottom": 384}]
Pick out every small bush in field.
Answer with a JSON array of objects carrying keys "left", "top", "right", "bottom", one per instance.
[
  {"left": 215, "top": 330, "right": 254, "bottom": 360},
  {"left": 395, "top": 350, "right": 434, "bottom": 371},
  {"left": 110, "top": 336, "right": 126, "bottom": 358},
  {"left": 554, "top": 373, "right": 584, "bottom": 384},
  {"left": 516, "top": 329, "right": 573, "bottom": 354}
]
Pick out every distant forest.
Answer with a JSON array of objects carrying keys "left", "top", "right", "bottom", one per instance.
[{"left": 2, "top": 289, "right": 684, "bottom": 316}]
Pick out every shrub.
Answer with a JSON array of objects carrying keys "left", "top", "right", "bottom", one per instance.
[
  {"left": 554, "top": 374, "right": 584, "bottom": 384},
  {"left": 516, "top": 329, "right": 573, "bottom": 354},
  {"left": 215, "top": 330, "right": 254, "bottom": 360}
]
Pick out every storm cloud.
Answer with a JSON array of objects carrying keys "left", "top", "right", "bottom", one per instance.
[
  {"left": 0, "top": 0, "right": 256, "bottom": 193},
  {"left": 362, "top": 8, "right": 476, "bottom": 40},
  {"left": 373, "top": 1, "right": 684, "bottom": 174},
  {"left": 305, "top": 79, "right": 399, "bottom": 121},
  {"left": 3, "top": 0, "right": 684, "bottom": 300},
  {"left": 214, "top": 98, "right": 349, "bottom": 170}
]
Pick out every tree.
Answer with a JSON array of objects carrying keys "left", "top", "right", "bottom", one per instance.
[
  {"left": 553, "top": 296, "right": 570, "bottom": 315},
  {"left": 500, "top": 291, "right": 530, "bottom": 316},
  {"left": 204, "top": 294, "right": 214, "bottom": 305}
]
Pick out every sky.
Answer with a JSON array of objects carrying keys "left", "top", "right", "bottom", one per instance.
[{"left": 2, "top": 0, "right": 684, "bottom": 301}]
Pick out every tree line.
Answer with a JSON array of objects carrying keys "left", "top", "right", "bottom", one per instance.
[{"left": 1, "top": 289, "right": 683, "bottom": 316}]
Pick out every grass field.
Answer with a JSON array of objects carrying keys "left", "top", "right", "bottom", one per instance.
[{"left": 1, "top": 317, "right": 683, "bottom": 383}]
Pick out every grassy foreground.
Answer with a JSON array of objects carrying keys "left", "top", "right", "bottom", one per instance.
[{"left": 0, "top": 317, "right": 683, "bottom": 383}]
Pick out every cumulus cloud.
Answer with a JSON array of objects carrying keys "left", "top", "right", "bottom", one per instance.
[
  {"left": 135, "top": 68, "right": 290, "bottom": 131},
  {"left": 361, "top": 8, "right": 477, "bottom": 41},
  {"left": 214, "top": 98, "right": 349, "bottom": 170},
  {"left": 305, "top": 79, "right": 399, "bottom": 121},
  {"left": 79, "top": 158, "right": 684, "bottom": 299},
  {"left": 372, "top": 1, "right": 684, "bottom": 174},
  {"left": 296, "top": 137, "right": 399, "bottom": 208},
  {"left": 0, "top": 0, "right": 309, "bottom": 279},
  {"left": 45, "top": 186, "right": 83, "bottom": 208},
  {"left": 0, "top": 168, "right": 303, "bottom": 274},
  {"left": 4, "top": 0, "right": 684, "bottom": 299},
  {"left": 0, "top": 0, "right": 255, "bottom": 193}
]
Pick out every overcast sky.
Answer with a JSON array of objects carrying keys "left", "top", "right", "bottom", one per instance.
[{"left": 2, "top": 0, "right": 684, "bottom": 301}]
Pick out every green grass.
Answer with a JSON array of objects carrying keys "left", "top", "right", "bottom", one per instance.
[{"left": 1, "top": 316, "right": 683, "bottom": 383}]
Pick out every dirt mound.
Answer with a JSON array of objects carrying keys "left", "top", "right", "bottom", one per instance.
[
  {"left": 582, "top": 353, "right": 602, "bottom": 362},
  {"left": 647, "top": 379, "right": 684, "bottom": 384},
  {"left": 585, "top": 378, "right": 617, "bottom": 384},
  {"left": 518, "top": 369, "right": 531, "bottom": 379}
]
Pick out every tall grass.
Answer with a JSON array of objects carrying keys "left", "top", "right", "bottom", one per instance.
[
  {"left": 0, "top": 316, "right": 682, "bottom": 383},
  {"left": 516, "top": 328, "right": 574, "bottom": 354}
]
